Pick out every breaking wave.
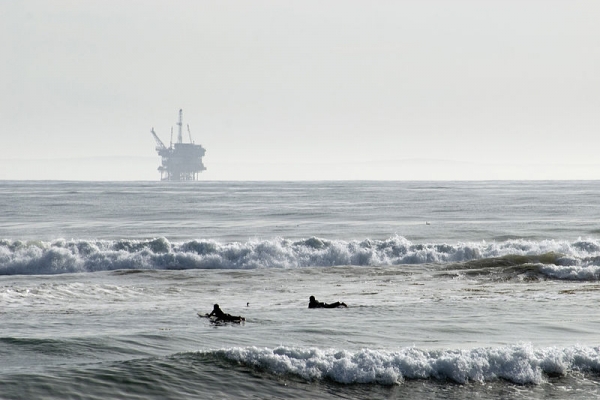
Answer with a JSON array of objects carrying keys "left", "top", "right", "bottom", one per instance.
[
  {"left": 1, "top": 236, "right": 600, "bottom": 276},
  {"left": 207, "top": 344, "right": 600, "bottom": 385}
]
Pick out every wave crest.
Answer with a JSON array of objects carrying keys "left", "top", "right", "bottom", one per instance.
[
  {"left": 2, "top": 236, "right": 600, "bottom": 275},
  {"left": 209, "top": 344, "right": 600, "bottom": 385}
]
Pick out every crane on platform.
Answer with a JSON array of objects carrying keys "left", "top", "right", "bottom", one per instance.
[
  {"left": 187, "top": 124, "right": 193, "bottom": 143},
  {"left": 150, "top": 128, "right": 167, "bottom": 151}
]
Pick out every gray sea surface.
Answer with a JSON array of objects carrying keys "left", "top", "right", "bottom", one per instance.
[{"left": 1, "top": 180, "right": 600, "bottom": 399}]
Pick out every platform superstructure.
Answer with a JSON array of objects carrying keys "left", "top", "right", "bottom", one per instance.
[{"left": 150, "top": 109, "right": 206, "bottom": 181}]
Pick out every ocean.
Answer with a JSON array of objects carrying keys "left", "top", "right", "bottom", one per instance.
[{"left": 1, "top": 180, "right": 600, "bottom": 399}]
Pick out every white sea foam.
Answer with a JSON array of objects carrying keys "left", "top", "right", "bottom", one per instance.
[
  {"left": 1, "top": 236, "right": 600, "bottom": 276},
  {"left": 212, "top": 344, "right": 600, "bottom": 385},
  {"left": 538, "top": 264, "right": 600, "bottom": 281}
]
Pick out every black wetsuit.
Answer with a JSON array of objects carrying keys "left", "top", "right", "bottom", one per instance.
[
  {"left": 308, "top": 298, "right": 346, "bottom": 309},
  {"left": 209, "top": 306, "right": 244, "bottom": 321}
]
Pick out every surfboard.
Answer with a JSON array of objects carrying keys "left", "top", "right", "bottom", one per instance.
[{"left": 197, "top": 312, "right": 245, "bottom": 323}]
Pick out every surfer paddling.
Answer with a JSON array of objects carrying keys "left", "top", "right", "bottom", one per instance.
[
  {"left": 308, "top": 295, "right": 347, "bottom": 309},
  {"left": 206, "top": 304, "right": 245, "bottom": 322}
]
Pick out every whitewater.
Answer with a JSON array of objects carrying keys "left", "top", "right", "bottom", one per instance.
[{"left": 1, "top": 180, "right": 600, "bottom": 399}]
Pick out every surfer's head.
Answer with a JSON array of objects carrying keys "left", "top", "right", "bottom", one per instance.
[
  {"left": 213, "top": 304, "right": 220, "bottom": 309},
  {"left": 309, "top": 296, "right": 315, "bottom": 302}
]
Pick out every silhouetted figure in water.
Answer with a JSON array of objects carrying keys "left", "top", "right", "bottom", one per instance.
[
  {"left": 208, "top": 304, "right": 245, "bottom": 322},
  {"left": 308, "top": 295, "right": 347, "bottom": 309}
]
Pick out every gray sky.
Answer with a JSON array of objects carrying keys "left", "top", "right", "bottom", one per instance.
[{"left": 1, "top": 0, "right": 599, "bottom": 180}]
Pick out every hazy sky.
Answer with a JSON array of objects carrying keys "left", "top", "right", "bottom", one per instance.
[{"left": 1, "top": 0, "right": 599, "bottom": 180}]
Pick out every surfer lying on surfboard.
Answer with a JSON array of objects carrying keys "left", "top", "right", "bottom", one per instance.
[
  {"left": 206, "top": 304, "right": 245, "bottom": 322},
  {"left": 308, "top": 295, "right": 347, "bottom": 309}
]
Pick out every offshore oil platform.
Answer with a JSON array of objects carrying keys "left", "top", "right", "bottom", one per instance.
[{"left": 150, "top": 109, "right": 206, "bottom": 181}]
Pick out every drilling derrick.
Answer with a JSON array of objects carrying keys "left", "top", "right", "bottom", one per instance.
[{"left": 150, "top": 109, "right": 207, "bottom": 181}]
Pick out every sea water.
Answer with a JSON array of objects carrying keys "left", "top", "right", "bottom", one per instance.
[{"left": 1, "top": 180, "right": 600, "bottom": 399}]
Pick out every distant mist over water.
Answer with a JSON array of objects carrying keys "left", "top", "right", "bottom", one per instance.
[{"left": 1, "top": 158, "right": 599, "bottom": 181}]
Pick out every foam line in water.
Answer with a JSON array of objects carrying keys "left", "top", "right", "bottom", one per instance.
[
  {"left": 1, "top": 236, "right": 600, "bottom": 275},
  {"left": 209, "top": 344, "right": 600, "bottom": 385}
]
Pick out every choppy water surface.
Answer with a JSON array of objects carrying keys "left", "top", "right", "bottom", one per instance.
[{"left": 1, "top": 181, "right": 600, "bottom": 399}]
